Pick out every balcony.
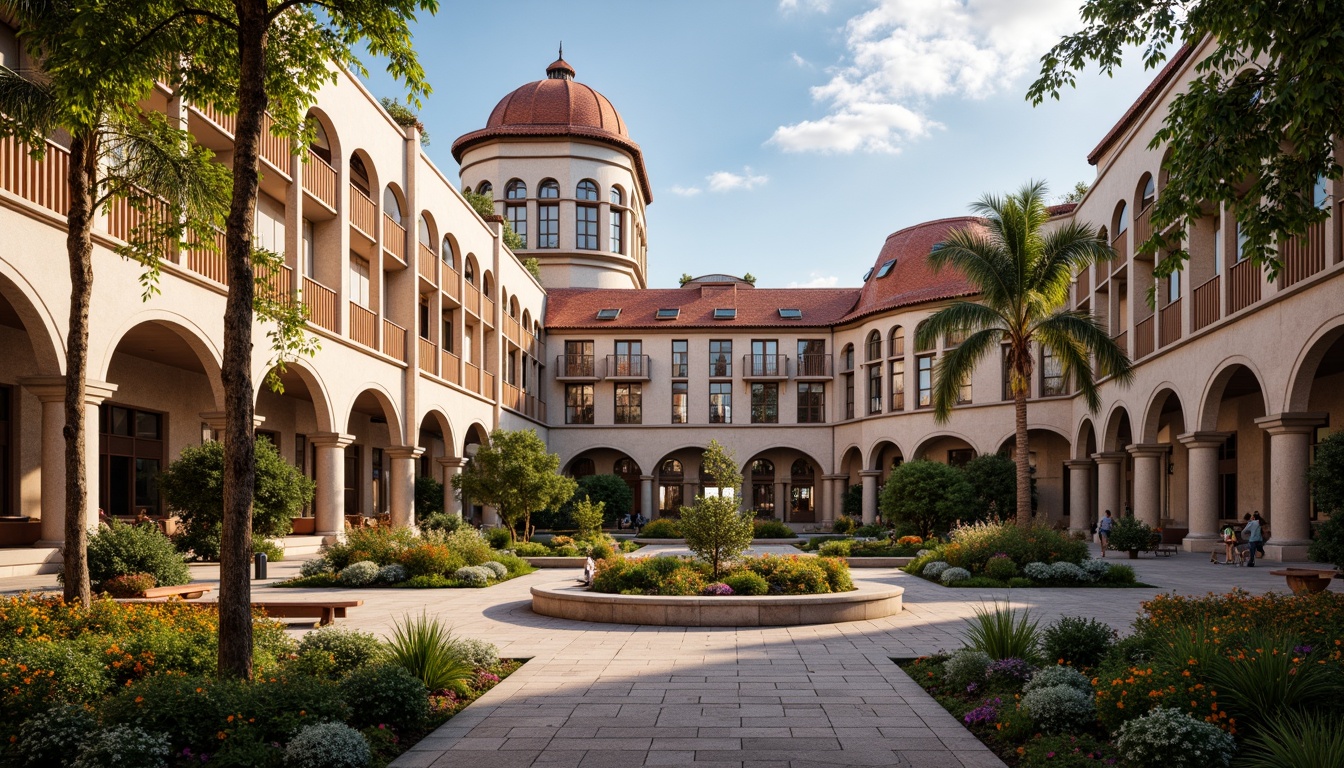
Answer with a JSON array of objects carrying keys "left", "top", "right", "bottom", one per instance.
[
  {"left": 257, "top": 263, "right": 293, "bottom": 305},
  {"left": 1228, "top": 258, "right": 1262, "bottom": 315},
  {"left": 1111, "top": 230, "right": 1129, "bottom": 263},
  {"left": 463, "top": 283, "right": 481, "bottom": 317},
  {"left": 503, "top": 314, "right": 521, "bottom": 345},
  {"left": 1075, "top": 264, "right": 1090, "bottom": 302},
  {"left": 1, "top": 136, "right": 70, "bottom": 215},
  {"left": 348, "top": 185, "right": 376, "bottom": 240},
  {"left": 418, "top": 337, "right": 436, "bottom": 374},
  {"left": 796, "top": 354, "right": 833, "bottom": 380},
  {"left": 1159, "top": 299, "right": 1182, "bottom": 348},
  {"left": 742, "top": 354, "right": 788, "bottom": 380},
  {"left": 605, "top": 354, "right": 651, "bottom": 380},
  {"left": 555, "top": 354, "right": 599, "bottom": 381},
  {"left": 1134, "top": 315, "right": 1155, "bottom": 359},
  {"left": 303, "top": 149, "right": 337, "bottom": 211},
  {"left": 481, "top": 294, "right": 496, "bottom": 327},
  {"left": 187, "top": 228, "right": 229, "bottom": 285},
  {"left": 349, "top": 303, "right": 376, "bottom": 349},
  {"left": 1134, "top": 205, "right": 1154, "bottom": 255},
  {"left": 417, "top": 243, "right": 437, "bottom": 285},
  {"left": 382, "top": 319, "right": 406, "bottom": 362},
  {"left": 440, "top": 350, "right": 461, "bottom": 385},
  {"left": 1192, "top": 275, "right": 1220, "bottom": 332},
  {"left": 1279, "top": 219, "right": 1327, "bottom": 288},
  {"left": 382, "top": 214, "right": 407, "bottom": 263},
  {"left": 302, "top": 276, "right": 338, "bottom": 333}
]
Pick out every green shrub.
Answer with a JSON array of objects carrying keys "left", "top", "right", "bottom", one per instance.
[
  {"left": 325, "top": 526, "right": 418, "bottom": 570},
  {"left": 940, "top": 566, "right": 972, "bottom": 584},
  {"left": 1307, "top": 431, "right": 1344, "bottom": 520},
  {"left": 253, "top": 535, "right": 285, "bottom": 563},
  {"left": 1020, "top": 684, "right": 1094, "bottom": 735},
  {"left": 81, "top": 521, "right": 190, "bottom": 589},
  {"left": 285, "top": 722, "right": 371, "bottom": 768},
  {"left": 1100, "top": 563, "right": 1136, "bottom": 584},
  {"left": 571, "top": 497, "right": 606, "bottom": 540},
  {"left": 1006, "top": 576, "right": 1034, "bottom": 588},
  {"left": 100, "top": 572, "right": 157, "bottom": 598},
  {"left": 456, "top": 638, "right": 500, "bottom": 669},
  {"left": 71, "top": 725, "right": 169, "bottom": 768},
  {"left": 983, "top": 554, "right": 1018, "bottom": 580},
  {"left": 418, "top": 511, "right": 463, "bottom": 535},
  {"left": 2, "top": 638, "right": 113, "bottom": 722},
  {"left": 1019, "top": 735, "right": 1118, "bottom": 768},
  {"left": 1309, "top": 514, "right": 1344, "bottom": 570},
  {"left": 509, "top": 541, "right": 550, "bottom": 556},
  {"left": 1106, "top": 516, "right": 1153, "bottom": 553},
  {"left": 1241, "top": 711, "right": 1344, "bottom": 768},
  {"left": 938, "top": 520, "right": 1088, "bottom": 573},
  {"left": 484, "top": 527, "right": 512, "bottom": 549},
  {"left": 1024, "top": 665, "right": 1093, "bottom": 695},
  {"left": 817, "top": 540, "right": 852, "bottom": 558},
  {"left": 414, "top": 475, "right": 444, "bottom": 518},
  {"left": 963, "top": 602, "right": 1040, "bottom": 661},
  {"left": 1203, "top": 632, "right": 1342, "bottom": 726},
  {"left": 397, "top": 544, "right": 464, "bottom": 578},
  {"left": 852, "top": 523, "right": 888, "bottom": 538},
  {"left": 1114, "top": 707, "right": 1234, "bottom": 768},
  {"left": 722, "top": 571, "right": 769, "bottom": 596},
  {"left": 339, "top": 663, "right": 430, "bottom": 730},
  {"left": 744, "top": 555, "right": 831, "bottom": 594},
  {"left": 401, "top": 574, "right": 453, "bottom": 588},
  {"left": 639, "top": 519, "right": 682, "bottom": 538},
  {"left": 879, "top": 460, "right": 975, "bottom": 539},
  {"left": 159, "top": 438, "right": 313, "bottom": 561},
  {"left": 386, "top": 613, "right": 473, "bottom": 694},
  {"left": 1041, "top": 616, "right": 1116, "bottom": 668},
  {"left": 440, "top": 527, "right": 494, "bottom": 565},
  {"left": 942, "top": 648, "right": 990, "bottom": 689},
  {"left": 560, "top": 474, "right": 632, "bottom": 527},
  {"left": 831, "top": 516, "right": 856, "bottom": 534},
  {"left": 813, "top": 555, "right": 855, "bottom": 592},
  {"left": 337, "top": 561, "right": 379, "bottom": 587},
  {"left": 489, "top": 552, "right": 533, "bottom": 576},
  {"left": 962, "top": 453, "right": 1019, "bottom": 522},
  {"left": 752, "top": 519, "right": 796, "bottom": 539},
  {"left": 297, "top": 626, "right": 384, "bottom": 677},
  {"left": 14, "top": 703, "right": 97, "bottom": 768}
]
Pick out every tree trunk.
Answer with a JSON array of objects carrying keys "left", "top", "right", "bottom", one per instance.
[
  {"left": 1013, "top": 389, "right": 1031, "bottom": 526},
  {"left": 217, "top": 0, "right": 269, "bottom": 680},
  {"left": 61, "top": 132, "right": 98, "bottom": 606}
]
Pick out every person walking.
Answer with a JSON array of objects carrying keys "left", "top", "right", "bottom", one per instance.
[
  {"left": 1252, "top": 512, "right": 1267, "bottom": 559},
  {"left": 1098, "top": 510, "right": 1114, "bottom": 557},
  {"left": 1240, "top": 512, "right": 1263, "bottom": 567},
  {"left": 1212, "top": 521, "right": 1239, "bottom": 564}
]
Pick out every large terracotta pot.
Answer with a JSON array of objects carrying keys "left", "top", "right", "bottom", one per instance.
[{"left": 289, "top": 517, "right": 316, "bottom": 535}]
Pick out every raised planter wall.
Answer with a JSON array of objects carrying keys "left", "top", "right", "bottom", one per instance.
[
  {"left": 530, "top": 581, "right": 903, "bottom": 627},
  {"left": 844, "top": 556, "right": 913, "bottom": 568},
  {"left": 524, "top": 556, "right": 589, "bottom": 568},
  {"left": 632, "top": 537, "right": 801, "bottom": 546}
]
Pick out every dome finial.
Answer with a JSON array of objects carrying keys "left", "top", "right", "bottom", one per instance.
[
  {"left": 547, "top": 48, "right": 575, "bottom": 81},
  {"left": 559, "top": 41, "right": 563, "bottom": 59}
]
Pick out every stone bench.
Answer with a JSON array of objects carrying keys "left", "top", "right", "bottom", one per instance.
[
  {"left": 141, "top": 584, "right": 211, "bottom": 600},
  {"left": 251, "top": 600, "right": 363, "bottom": 626},
  {"left": 1269, "top": 568, "right": 1339, "bottom": 595}
]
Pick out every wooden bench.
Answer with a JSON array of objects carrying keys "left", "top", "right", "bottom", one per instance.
[
  {"left": 251, "top": 600, "right": 362, "bottom": 626},
  {"left": 141, "top": 584, "right": 211, "bottom": 600},
  {"left": 1270, "top": 568, "right": 1339, "bottom": 595}
]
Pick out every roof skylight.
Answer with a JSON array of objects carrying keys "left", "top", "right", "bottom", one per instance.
[
  {"left": 778, "top": 308, "right": 802, "bottom": 319},
  {"left": 862, "top": 267, "right": 875, "bottom": 281},
  {"left": 876, "top": 259, "right": 897, "bottom": 278},
  {"left": 655, "top": 308, "right": 680, "bottom": 320},
  {"left": 596, "top": 308, "right": 621, "bottom": 320},
  {"left": 713, "top": 308, "right": 737, "bottom": 320}
]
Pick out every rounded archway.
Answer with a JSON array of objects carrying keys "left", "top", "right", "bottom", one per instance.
[
  {"left": 1198, "top": 362, "right": 1268, "bottom": 525},
  {"left": 0, "top": 269, "right": 65, "bottom": 524},
  {"left": 996, "top": 427, "right": 1073, "bottom": 523},
  {"left": 562, "top": 447, "right": 641, "bottom": 517}
]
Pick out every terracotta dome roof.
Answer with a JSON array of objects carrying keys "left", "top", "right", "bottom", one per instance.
[
  {"left": 841, "top": 216, "right": 984, "bottom": 323},
  {"left": 451, "top": 58, "right": 652, "bottom": 202}
]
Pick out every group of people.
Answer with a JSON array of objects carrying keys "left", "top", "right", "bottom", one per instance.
[
  {"left": 616, "top": 512, "right": 645, "bottom": 532},
  {"left": 1094, "top": 508, "right": 1266, "bottom": 566}
]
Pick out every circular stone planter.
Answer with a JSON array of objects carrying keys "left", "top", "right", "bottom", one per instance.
[
  {"left": 530, "top": 581, "right": 903, "bottom": 627},
  {"left": 632, "top": 537, "right": 801, "bottom": 545}
]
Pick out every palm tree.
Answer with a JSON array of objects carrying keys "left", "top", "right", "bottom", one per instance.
[
  {"left": 916, "top": 180, "right": 1133, "bottom": 525},
  {"left": 0, "top": 3, "right": 228, "bottom": 605}
]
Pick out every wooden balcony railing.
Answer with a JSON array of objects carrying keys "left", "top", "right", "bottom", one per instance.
[
  {"left": 796, "top": 354, "right": 833, "bottom": 378},
  {"left": 481, "top": 370, "right": 495, "bottom": 399},
  {"left": 441, "top": 273, "right": 460, "bottom": 304},
  {"left": 417, "top": 337, "right": 436, "bottom": 374},
  {"left": 525, "top": 395, "right": 546, "bottom": 422},
  {"left": 1159, "top": 299, "right": 1182, "bottom": 347},
  {"left": 1111, "top": 230, "right": 1129, "bottom": 262},
  {"left": 440, "top": 350, "right": 461, "bottom": 385},
  {"left": 1076, "top": 264, "right": 1090, "bottom": 300},
  {"left": 302, "top": 276, "right": 337, "bottom": 332},
  {"left": 1228, "top": 258, "right": 1262, "bottom": 314},
  {"left": 743, "top": 354, "right": 788, "bottom": 378},
  {"left": 382, "top": 319, "right": 406, "bottom": 361},
  {"left": 349, "top": 185, "right": 376, "bottom": 237},
  {"left": 1112, "top": 331, "right": 1128, "bottom": 358},
  {"left": 257, "top": 113, "right": 291, "bottom": 174},
  {"left": 195, "top": 103, "right": 237, "bottom": 135},
  {"left": 1192, "top": 275, "right": 1220, "bottom": 331},
  {"left": 107, "top": 195, "right": 174, "bottom": 256},
  {"left": 303, "top": 149, "right": 338, "bottom": 210},
  {"left": 502, "top": 383, "right": 522, "bottom": 411},
  {"left": 481, "top": 295, "right": 496, "bottom": 325},
  {"left": 382, "top": 215, "right": 407, "bottom": 262},
  {"left": 1134, "top": 205, "right": 1154, "bottom": 254},
  {"left": 556, "top": 354, "right": 598, "bottom": 379},
  {"left": 464, "top": 362, "right": 481, "bottom": 394},
  {"left": 503, "top": 315, "right": 521, "bottom": 344},
  {"left": 349, "top": 303, "right": 376, "bottom": 348},
  {"left": 1134, "top": 315, "right": 1155, "bottom": 359},
  {"left": 606, "top": 354, "right": 651, "bottom": 379},
  {"left": 463, "top": 283, "right": 481, "bottom": 316},
  {"left": 1279, "top": 219, "right": 1327, "bottom": 288},
  {"left": 257, "top": 263, "right": 292, "bottom": 304},
  {"left": 417, "top": 243, "right": 436, "bottom": 283},
  {"left": 1, "top": 136, "right": 70, "bottom": 214},
  {"left": 187, "top": 228, "right": 229, "bottom": 284}
]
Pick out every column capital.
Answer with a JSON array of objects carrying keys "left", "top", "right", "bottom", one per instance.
[
  {"left": 385, "top": 445, "right": 425, "bottom": 460},
  {"left": 199, "top": 410, "right": 266, "bottom": 431},
  {"left": 640, "top": 475, "right": 655, "bottom": 482},
  {"left": 1126, "top": 442, "right": 1171, "bottom": 458},
  {"left": 1090, "top": 451, "right": 1127, "bottom": 465},
  {"left": 1255, "top": 412, "right": 1328, "bottom": 435},
  {"left": 859, "top": 469, "right": 883, "bottom": 478},
  {"left": 20, "top": 376, "right": 118, "bottom": 405},
  {"left": 1177, "top": 430, "right": 1232, "bottom": 448},
  {"left": 309, "top": 431, "right": 356, "bottom": 448},
  {"left": 822, "top": 474, "right": 848, "bottom": 481},
  {"left": 437, "top": 457, "right": 468, "bottom": 469},
  {"left": 1064, "top": 459, "right": 1094, "bottom": 470}
]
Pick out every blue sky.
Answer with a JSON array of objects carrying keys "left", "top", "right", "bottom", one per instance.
[{"left": 360, "top": 0, "right": 1156, "bottom": 290}]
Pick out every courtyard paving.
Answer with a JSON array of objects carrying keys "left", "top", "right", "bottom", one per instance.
[{"left": 3, "top": 546, "right": 1336, "bottom": 767}]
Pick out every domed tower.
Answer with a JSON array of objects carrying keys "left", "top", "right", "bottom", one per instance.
[{"left": 452, "top": 53, "right": 652, "bottom": 290}]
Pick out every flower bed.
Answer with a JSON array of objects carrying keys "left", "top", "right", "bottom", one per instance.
[
  {"left": 504, "top": 533, "right": 640, "bottom": 559},
  {"left": 634, "top": 518, "right": 798, "bottom": 540},
  {"left": 0, "top": 596, "right": 518, "bottom": 767},
  {"left": 591, "top": 554, "right": 853, "bottom": 596},
  {"left": 274, "top": 527, "right": 535, "bottom": 588},
  {"left": 902, "top": 521, "right": 1146, "bottom": 588},
  {"left": 795, "top": 535, "right": 926, "bottom": 558},
  {"left": 899, "top": 591, "right": 1344, "bottom": 767}
]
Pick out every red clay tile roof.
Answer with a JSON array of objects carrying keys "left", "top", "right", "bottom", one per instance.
[
  {"left": 1086, "top": 42, "right": 1195, "bottom": 166},
  {"left": 544, "top": 285, "right": 861, "bottom": 330},
  {"left": 839, "top": 216, "right": 984, "bottom": 324},
  {"left": 451, "top": 60, "right": 653, "bottom": 202},
  {"left": 1047, "top": 202, "right": 1077, "bottom": 216}
]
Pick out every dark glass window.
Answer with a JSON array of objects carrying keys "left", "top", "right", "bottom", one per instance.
[
  {"left": 709, "top": 340, "right": 732, "bottom": 377},
  {"left": 506, "top": 205, "right": 527, "bottom": 247},
  {"left": 671, "top": 340, "right": 688, "bottom": 378},
  {"left": 538, "top": 204, "right": 559, "bottom": 248},
  {"left": 917, "top": 354, "right": 933, "bottom": 408},
  {"left": 538, "top": 179, "right": 559, "bottom": 198},
  {"left": 99, "top": 403, "right": 165, "bottom": 516},
  {"left": 844, "top": 374, "right": 855, "bottom": 419},
  {"left": 889, "top": 359, "right": 905, "bottom": 411},
  {"left": 505, "top": 179, "right": 526, "bottom": 199},
  {"left": 709, "top": 382, "right": 732, "bottom": 423},
  {"left": 798, "top": 383, "right": 825, "bottom": 423},
  {"left": 565, "top": 384, "right": 594, "bottom": 424},
  {"left": 564, "top": 340, "right": 594, "bottom": 377},
  {"left": 671, "top": 381, "right": 688, "bottom": 423},
  {"left": 751, "top": 383, "right": 778, "bottom": 423},
  {"left": 868, "top": 364, "right": 882, "bottom": 414},
  {"left": 576, "top": 205, "right": 598, "bottom": 249},
  {"left": 576, "top": 180, "right": 598, "bottom": 200},
  {"left": 615, "top": 383, "right": 642, "bottom": 424}
]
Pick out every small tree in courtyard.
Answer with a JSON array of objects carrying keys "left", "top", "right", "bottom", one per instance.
[
  {"left": 451, "top": 429, "right": 575, "bottom": 542},
  {"left": 963, "top": 453, "right": 1019, "bottom": 521},
  {"left": 561, "top": 474, "right": 632, "bottom": 528},
  {"left": 571, "top": 498, "right": 605, "bottom": 541},
  {"left": 1308, "top": 432, "right": 1344, "bottom": 569},
  {"left": 879, "top": 460, "right": 975, "bottom": 540},
  {"left": 679, "top": 440, "right": 754, "bottom": 578}
]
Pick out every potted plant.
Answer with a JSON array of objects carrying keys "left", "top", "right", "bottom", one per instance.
[{"left": 1107, "top": 516, "right": 1153, "bottom": 559}]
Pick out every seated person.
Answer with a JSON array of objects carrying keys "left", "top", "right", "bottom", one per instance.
[{"left": 580, "top": 556, "right": 597, "bottom": 586}]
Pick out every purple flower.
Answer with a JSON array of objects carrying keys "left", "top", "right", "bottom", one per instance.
[
  {"left": 1294, "top": 645, "right": 1314, "bottom": 655},
  {"left": 966, "top": 682, "right": 978, "bottom": 693},
  {"left": 986, "top": 657, "right": 1035, "bottom": 682},
  {"left": 962, "top": 703, "right": 998, "bottom": 725},
  {"left": 702, "top": 583, "right": 734, "bottom": 596}
]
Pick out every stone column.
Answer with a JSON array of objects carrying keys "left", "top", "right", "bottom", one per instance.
[
  {"left": 817, "top": 476, "right": 832, "bottom": 525},
  {"left": 1065, "top": 459, "right": 1094, "bottom": 535},
  {"left": 309, "top": 432, "right": 354, "bottom": 543},
  {"left": 1128, "top": 443, "right": 1170, "bottom": 528},
  {"left": 829, "top": 475, "right": 848, "bottom": 524},
  {"left": 198, "top": 410, "right": 266, "bottom": 439},
  {"left": 859, "top": 470, "right": 881, "bottom": 526},
  {"left": 1179, "top": 432, "right": 1229, "bottom": 552},
  {"left": 19, "top": 377, "right": 118, "bottom": 544},
  {"left": 640, "top": 475, "right": 654, "bottom": 521},
  {"left": 483, "top": 506, "right": 501, "bottom": 528},
  {"left": 1092, "top": 452, "right": 1126, "bottom": 524},
  {"left": 774, "top": 481, "right": 787, "bottom": 521},
  {"left": 385, "top": 446, "right": 422, "bottom": 529},
  {"left": 1256, "top": 413, "right": 1327, "bottom": 561},
  {"left": 438, "top": 457, "right": 467, "bottom": 519}
]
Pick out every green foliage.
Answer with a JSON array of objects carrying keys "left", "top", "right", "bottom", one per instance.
[
  {"left": 841, "top": 485, "right": 863, "bottom": 519},
  {"left": 284, "top": 722, "right": 371, "bottom": 768},
  {"left": 678, "top": 273, "right": 694, "bottom": 286},
  {"left": 297, "top": 626, "right": 385, "bottom": 678},
  {"left": 962, "top": 454, "right": 1018, "bottom": 521},
  {"left": 879, "top": 460, "right": 976, "bottom": 539},
  {"left": 158, "top": 438, "right": 314, "bottom": 561},
  {"left": 741, "top": 272, "right": 757, "bottom": 285},
  {"left": 378, "top": 96, "right": 428, "bottom": 144},
  {"left": 452, "top": 429, "right": 575, "bottom": 541},
  {"left": 1308, "top": 432, "right": 1344, "bottom": 515},
  {"left": 1061, "top": 180, "right": 1090, "bottom": 204},
  {"left": 337, "top": 561, "right": 379, "bottom": 587},
  {"left": 414, "top": 475, "right": 444, "bottom": 517},
  {"left": 1028, "top": 1, "right": 1344, "bottom": 284},
  {"left": 831, "top": 515, "right": 857, "bottom": 534},
  {"left": 1041, "top": 617, "right": 1116, "bottom": 668},
  {"left": 639, "top": 519, "right": 683, "bottom": 538},
  {"left": 942, "top": 648, "right": 990, "bottom": 689},
  {"left": 817, "top": 540, "right": 852, "bottom": 558},
  {"left": 571, "top": 497, "right": 605, "bottom": 540},
  {"left": 722, "top": 571, "right": 769, "bottom": 596},
  {"left": 418, "top": 511, "right": 462, "bottom": 535},
  {"left": 752, "top": 519, "right": 796, "bottom": 539},
  {"left": 15, "top": 703, "right": 97, "bottom": 768},
  {"left": 680, "top": 498, "right": 754, "bottom": 579},
  {"left": 593, "top": 554, "right": 851, "bottom": 596},
  {"left": 1100, "top": 563, "right": 1136, "bottom": 584},
  {"left": 983, "top": 555, "right": 1019, "bottom": 581},
  {"left": 100, "top": 572, "right": 157, "bottom": 598},
  {"left": 1106, "top": 516, "right": 1153, "bottom": 552},
  {"left": 560, "top": 474, "right": 632, "bottom": 527},
  {"left": 1309, "top": 514, "right": 1344, "bottom": 570},
  {"left": 938, "top": 521, "right": 1089, "bottom": 574},
  {"left": 462, "top": 188, "right": 524, "bottom": 250},
  {"left": 1020, "top": 734, "right": 1117, "bottom": 767},
  {"left": 963, "top": 602, "right": 1040, "bottom": 661},
  {"left": 70, "top": 725, "right": 169, "bottom": 768},
  {"left": 339, "top": 663, "right": 430, "bottom": 730},
  {"left": 522, "top": 257, "right": 541, "bottom": 279},
  {"left": 1241, "top": 711, "right": 1344, "bottom": 768},
  {"left": 484, "top": 527, "right": 512, "bottom": 549},
  {"left": 385, "top": 614, "right": 473, "bottom": 694},
  {"left": 324, "top": 526, "right": 418, "bottom": 570},
  {"left": 1203, "top": 632, "right": 1342, "bottom": 727},
  {"left": 440, "top": 527, "right": 496, "bottom": 566},
  {"left": 1020, "top": 683, "right": 1095, "bottom": 735},
  {"left": 83, "top": 521, "right": 190, "bottom": 589},
  {"left": 397, "top": 544, "right": 464, "bottom": 578},
  {"left": 1114, "top": 707, "right": 1234, "bottom": 768}
]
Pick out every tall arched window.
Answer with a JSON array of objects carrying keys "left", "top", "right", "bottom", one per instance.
[
  {"left": 418, "top": 214, "right": 433, "bottom": 248},
  {"left": 610, "top": 187, "right": 624, "bottom": 205},
  {"left": 349, "top": 154, "right": 370, "bottom": 196},
  {"left": 1113, "top": 201, "right": 1129, "bottom": 236},
  {"left": 865, "top": 330, "right": 881, "bottom": 361},
  {"left": 464, "top": 257, "right": 476, "bottom": 285},
  {"left": 476, "top": 181, "right": 493, "bottom": 197},
  {"left": 383, "top": 186, "right": 403, "bottom": 225},
  {"left": 538, "top": 180, "right": 559, "bottom": 198},
  {"left": 1139, "top": 176, "right": 1156, "bottom": 210},
  {"left": 576, "top": 180, "right": 598, "bottom": 201},
  {"left": 575, "top": 180, "right": 599, "bottom": 250},
  {"left": 888, "top": 326, "right": 905, "bottom": 357},
  {"left": 750, "top": 459, "right": 775, "bottom": 515},
  {"left": 538, "top": 180, "right": 560, "bottom": 248},
  {"left": 440, "top": 236, "right": 456, "bottom": 268},
  {"left": 505, "top": 180, "right": 526, "bottom": 199},
  {"left": 659, "top": 459, "right": 684, "bottom": 513}
]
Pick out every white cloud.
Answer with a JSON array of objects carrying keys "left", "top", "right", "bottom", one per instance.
[
  {"left": 771, "top": 0, "right": 1082, "bottom": 154},
  {"left": 707, "top": 167, "right": 769, "bottom": 192},
  {"left": 669, "top": 185, "right": 703, "bottom": 197},
  {"left": 788, "top": 272, "right": 840, "bottom": 288},
  {"left": 790, "top": 52, "right": 812, "bottom": 68},
  {"left": 779, "top": 0, "right": 831, "bottom": 13}
]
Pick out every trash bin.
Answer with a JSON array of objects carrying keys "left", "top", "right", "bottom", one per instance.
[{"left": 254, "top": 552, "right": 268, "bottom": 580}]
